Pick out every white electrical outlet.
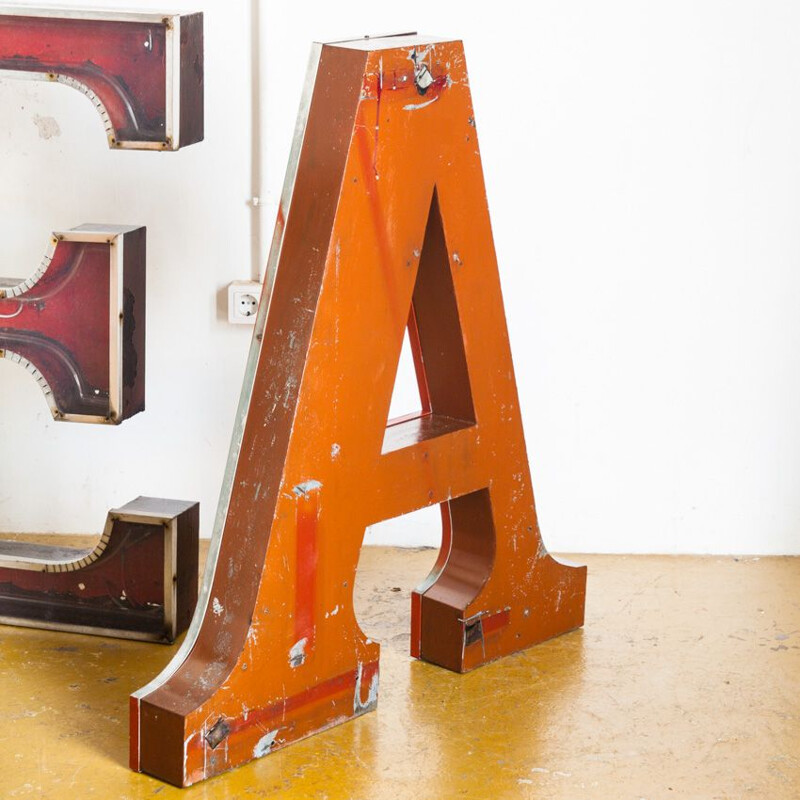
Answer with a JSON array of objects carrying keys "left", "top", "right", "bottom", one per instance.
[{"left": 228, "top": 280, "right": 262, "bottom": 325}]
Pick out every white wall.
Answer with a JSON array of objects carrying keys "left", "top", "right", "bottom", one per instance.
[{"left": 1, "top": 1, "right": 799, "bottom": 555}]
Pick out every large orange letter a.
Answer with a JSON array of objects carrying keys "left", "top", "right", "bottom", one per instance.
[{"left": 132, "top": 34, "right": 587, "bottom": 787}]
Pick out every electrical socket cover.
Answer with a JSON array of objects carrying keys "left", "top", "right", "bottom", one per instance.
[{"left": 228, "top": 281, "right": 262, "bottom": 325}]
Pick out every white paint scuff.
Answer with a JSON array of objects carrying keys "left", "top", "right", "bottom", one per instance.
[
  {"left": 253, "top": 729, "right": 279, "bottom": 758},
  {"left": 289, "top": 637, "right": 307, "bottom": 668},
  {"left": 353, "top": 663, "right": 379, "bottom": 714},
  {"left": 292, "top": 479, "right": 322, "bottom": 497},
  {"left": 403, "top": 97, "right": 439, "bottom": 112}
]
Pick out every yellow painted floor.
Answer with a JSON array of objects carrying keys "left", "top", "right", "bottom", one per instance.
[{"left": 0, "top": 542, "right": 797, "bottom": 799}]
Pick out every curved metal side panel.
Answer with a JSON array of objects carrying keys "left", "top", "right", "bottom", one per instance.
[
  {"left": 0, "top": 497, "right": 199, "bottom": 642},
  {"left": 0, "top": 225, "right": 146, "bottom": 424},
  {"left": 0, "top": 6, "right": 204, "bottom": 149},
  {"left": 132, "top": 35, "right": 587, "bottom": 788}
]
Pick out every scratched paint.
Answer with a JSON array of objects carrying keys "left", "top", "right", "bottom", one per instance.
[
  {"left": 289, "top": 637, "right": 308, "bottom": 668},
  {"left": 252, "top": 729, "right": 279, "bottom": 757},
  {"left": 403, "top": 97, "right": 439, "bottom": 112},
  {"left": 132, "top": 35, "right": 586, "bottom": 787},
  {"left": 294, "top": 482, "right": 321, "bottom": 647}
]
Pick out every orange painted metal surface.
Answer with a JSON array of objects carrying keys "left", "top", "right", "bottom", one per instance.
[{"left": 131, "top": 35, "right": 587, "bottom": 787}]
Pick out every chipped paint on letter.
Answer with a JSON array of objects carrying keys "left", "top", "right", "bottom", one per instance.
[
  {"left": 289, "top": 637, "right": 308, "bottom": 668},
  {"left": 253, "top": 729, "right": 279, "bottom": 758},
  {"left": 353, "top": 663, "right": 379, "bottom": 714}
]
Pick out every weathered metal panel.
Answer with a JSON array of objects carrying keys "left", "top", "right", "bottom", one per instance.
[
  {"left": 0, "top": 497, "right": 199, "bottom": 642},
  {"left": 0, "top": 6, "right": 204, "bottom": 149},
  {"left": 132, "top": 34, "right": 587, "bottom": 787}
]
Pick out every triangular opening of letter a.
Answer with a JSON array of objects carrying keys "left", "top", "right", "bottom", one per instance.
[{"left": 384, "top": 188, "right": 476, "bottom": 444}]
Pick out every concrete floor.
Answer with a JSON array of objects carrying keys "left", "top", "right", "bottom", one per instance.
[{"left": 0, "top": 541, "right": 797, "bottom": 799}]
